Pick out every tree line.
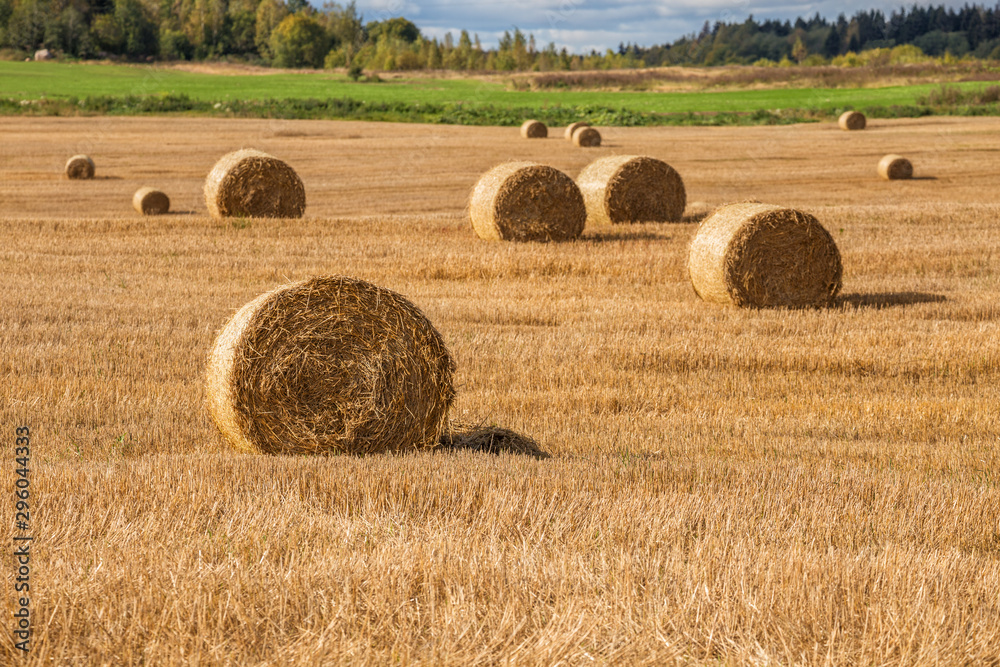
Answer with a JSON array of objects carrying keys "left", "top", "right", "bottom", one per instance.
[{"left": 2, "top": 1, "right": 1000, "bottom": 70}]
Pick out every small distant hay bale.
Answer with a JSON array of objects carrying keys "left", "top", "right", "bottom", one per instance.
[
  {"left": 838, "top": 111, "right": 866, "bottom": 131},
  {"left": 132, "top": 187, "right": 170, "bottom": 215},
  {"left": 469, "top": 161, "right": 586, "bottom": 242},
  {"left": 564, "top": 121, "right": 590, "bottom": 140},
  {"left": 878, "top": 154, "right": 913, "bottom": 180},
  {"left": 572, "top": 126, "right": 601, "bottom": 147},
  {"left": 205, "top": 275, "right": 455, "bottom": 456},
  {"left": 203, "top": 148, "right": 305, "bottom": 219},
  {"left": 688, "top": 202, "right": 843, "bottom": 308},
  {"left": 520, "top": 120, "right": 547, "bottom": 138},
  {"left": 576, "top": 155, "right": 686, "bottom": 225},
  {"left": 65, "top": 155, "right": 94, "bottom": 180}
]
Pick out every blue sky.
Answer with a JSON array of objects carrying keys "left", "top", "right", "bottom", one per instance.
[{"left": 346, "top": 1, "right": 978, "bottom": 52}]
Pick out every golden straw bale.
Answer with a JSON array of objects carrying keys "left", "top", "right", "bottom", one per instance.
[
  {"left": 576, "top": 155, "right": 686, "bottom": 225},
  {"left": 838, "top": 111, "right": 866, "bottom": 130},
  {"left": 688, "top": 202, "right": 843, "bottom": 308},
  {"left": 205, "top": 276, "right": 455, "bottom": 456},
  {"left": 65, "top": 154, "right": 94, "bottom": 179},
  {"left": 469, "top": 161, "right": 586, "bottom": 242},
  {"left": 132, "top": 187, "right": 170, "bottom": 215},
  {"left": 520, "top": 120, "right": 547, "bottom": 138},
  {"left": 878, "top": 154, "right": 913, "bottom": 180},
  {"left": 203, "top": 148, "right": 305, "bottom": 219},
  {"left": 564, "top": 121, "right": 590, "bottom": 140},
  {"left": 572, "top": 126, "right": 602, "bottom": 147}
]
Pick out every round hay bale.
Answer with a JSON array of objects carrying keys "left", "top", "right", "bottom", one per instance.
[
  {"left": 838, "top": 111, "right": 866, "bottom": 131},
  {"left": 688, "top": 202, "right": 843, "bottom": 308},
  {"left": 564, "top": 121, "right": 590, "bottom": 140},
  {"left": 132, "top": 187, "right": 170, "bottom": 215},
  {"left": 469, "top": 161, "right": 586, "bottom": 242},
  {"left": 576, "top": 155, "right": 686, "bottom": 225},
  {"left": 206, "top": 275, "right": 455, "bottom": 456},
  {"left": 203, "top": 148, "right": 305, "bottom": 219},
  {"left": 520, "top": 120, "right": 547, "bottom": 139},
  {"left": 878, "top": 154, "right": 913, "bottom": 180},
  {"left": 572, "top": 126, "right": 601, "bottom": 147},
  {"left": 65, "top": 155, "right": 94, "bottom": 180}
]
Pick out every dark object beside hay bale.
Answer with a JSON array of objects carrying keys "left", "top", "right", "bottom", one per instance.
[
  {"left": 440, "top": 426, "right": 549, "bottom": 459},
  {"left": 520, "top": 120, "right": 547, "bottom": 138},
  {"left": 564, "top": 121, "right": 590, "bottom": 140},
  {"left": 838, "top": 111, "right": 866, "bottom": 131},
  {"left": 469, "top": 161, "right": 586, "bottom": 242},
  {"left": 132, "top": 187, "right": 170, "bottom": 215},
  {"left": 576, "top": 155, "right": 686, "bottom": 225},
  {"left": 572, "top": 126, "right": 601, "bottom": 147},
  {"left": 688, "top": 202, "right": 843, "bottom": 308},
  {"left": 204, "top": 148, "right": 306, "bottom": 219},
  {"left": 65, "top": 155, "right": 94, "bottom": 180},
  {"left": 205, "top": 276, "right": 455, "bottom": 455},
  {"left": 878, "top": 154, "right": 913, "bottom": 180}
]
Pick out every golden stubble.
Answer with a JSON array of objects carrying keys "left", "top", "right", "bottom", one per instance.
[{"left": 0, "top": 116, "right": 998, "bottom": 664}]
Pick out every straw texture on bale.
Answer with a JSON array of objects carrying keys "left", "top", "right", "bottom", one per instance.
[
  {"left": 65, "top": 154, "right": 94, "bottom": 180},
  {"left": 132, "top": 187, "right": 170, "bottom": 215},
  {"left": 205, "top": 276, "right": 455, "bottom": 456},
  {"left": 572, "top": 126, "right": 602, "bottom": 147},
  {"left": 203, "top": 148, "right": 305, "bottom": 219},
  {"left": 576, "top": 155, "right": 686, "bottom": 225},
  {"left": 878, "top": 154, "right": 913, "bottom": 180},
  {"left": 688, "top": 202, "right": 843, "bottom": 308},
  {"left": 469, "top": 161, "right": 586, "bottom": 242},
  {"left": 520, "top": 120, "right": 547, "bottom": 138},
  {"left": 564, "top": 121, "right": 590, "bottom": 140},
  {"left": 838, "top": 111, "right": 866, "bottom": 131}
]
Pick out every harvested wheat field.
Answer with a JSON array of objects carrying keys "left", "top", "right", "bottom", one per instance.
[{"left": 1, "top": 115, "right": 999, "bottom": 664}]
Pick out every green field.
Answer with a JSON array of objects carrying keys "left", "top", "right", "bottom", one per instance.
[{"left": 0, "top": 61, "right": 996, "bottom": 124}]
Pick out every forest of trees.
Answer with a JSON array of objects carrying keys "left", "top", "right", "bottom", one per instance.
[{"left": 2, "top": 1, "right": 1000, "bottom": 70}]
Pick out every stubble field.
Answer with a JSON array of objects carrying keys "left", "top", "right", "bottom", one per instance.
[{"left": 1, "top": 115, "right": 999, "bottom": 664}]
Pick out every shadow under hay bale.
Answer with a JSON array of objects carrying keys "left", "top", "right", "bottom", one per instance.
[
  {"left": 469, "top": 161, "right": 586, "bottom": 242},
  {"left": 205, "top": 276, "right": 455, "bottom": 456},
  {"left": 838, "top": 111, "right": 866, "bottom": 130},
  {"left": 836, "top": 292, "right": 946, "bottom": 310},
  {"left": 133, "top": 187, "right": 170, "bottom": 215},
  {"left": 688, "top": 202, "right": 843, "bottom": 308},
  {"left": 577, "top": 155, "right": 686, "bottom": 225},
  {"left": 520, "top": 119, "right": 547, "bottom": 138},
  {"left": 878, "top": 154, "right": 913, "bottom": 180},
  {"left": 65, "top": 154, "right": 94, "bottom": 180},
  {"left": 204, "top": 148, "right": 306, "bottom": 219},
  {"left": 440, "top": 426, "right": 550, "bottom": 459}
]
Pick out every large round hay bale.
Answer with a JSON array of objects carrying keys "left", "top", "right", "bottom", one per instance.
[
  {"left": 564, "top": 121, "right": 589, "bottom": 140},
  {"left": 878, "top": 154, "right": 913, "bottom": 180},
  {"left": 65, "top": 155, "right": 94, "bottom": 180},
  {"left": 838, "top": 111, "right": 866, "bottom": 131},
  {"left": 520, "top": 120, "right": 547, "bottom": 138},
  {"left": 576, "top": 155, "right": 686, "bottom": 225},
  {"left": 204, "top": 148, "right": 305, "bottom": 219},
  {"left": 206, "top": 276, "right": 455, "bottom": 456},
  {"left": 572, "top": 126, "right": 601, "bottom": 147},
  {"left": 688, "top": 202, "right": 842, "bottom": 308},
  {"left": 132, "top": 187, "right": 170, "bottom": 215},
  {"left": 469, "top": 161, "right": 586, "bottom": 242}
]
